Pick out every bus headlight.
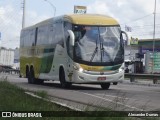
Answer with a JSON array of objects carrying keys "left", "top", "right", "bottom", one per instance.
[
  {"left": 73, "top": 63, "right": 84, "bottom": 72},
  {"left": 73, "top": 64, "right": 79, "bottom": 70},
  {"left": 79, "top": 68, "right": 84, "bottom": 72},
  {"left": 119, "top": 63, "right": 124, "bottom": 72}
]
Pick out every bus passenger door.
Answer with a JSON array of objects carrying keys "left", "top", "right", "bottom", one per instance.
[
  {"left": 64, "top": 21, "right": 74, "bottom": 81},
  {"left": 66, "top": 34, "right": 74, "bottom": 82}
]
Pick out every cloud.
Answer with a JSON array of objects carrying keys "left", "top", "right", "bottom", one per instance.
[
  {"left": 0, "top": 4, "right": 22, "bottom": 49},
  {"left": 87, "top": 0, "right": 160, "bottom": 39},
  {"left": 88, "top": 0, "right": 154, "bottom": 23},
  {"left": 1, "top": 0, "right": 160, "bottom": 49},
  {"left": 0, "top": 3, "right": 50, "bottom": 49},
  {"left": 26, "top": 10, "right": 49, "bottom": 27},
  {"left": 88, "top": 1, "right": 109, "bottom": 14}
]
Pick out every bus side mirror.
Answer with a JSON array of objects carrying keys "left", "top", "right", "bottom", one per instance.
[
  {"left": 121, "top": 31, "right": 128, "bottom": 45},
  {"left": 67, "top": 30, "right": 75, "bottom": 46}
]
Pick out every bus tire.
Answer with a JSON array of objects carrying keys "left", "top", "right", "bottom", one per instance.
[
  {"left": 113, "top": 82, "right": 118, "bottom": 85},
  {"left": 28, "top": 67, "right": 36, "bottom": 84},
  {"left": 26, "top": 65, "right": 29, "bottom": 78},
  {"left": 36, "top": 79, "right": 44, "bottom": 84},
  {"left": 28, "top": 72, "right": 32, "bottom": 84},
  {"left": 19, "top": 74, "right": 22, "bottom": 78},
  {"left": 59, "top": 68, "right": 72, "bottom": 88},
  {"left": 100, "top": 83, "right": 110, "bottom": 90}
]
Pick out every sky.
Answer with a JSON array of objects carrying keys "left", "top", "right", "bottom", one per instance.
[{"left": 0, "top": 0, "right": 160, "bottom": 49}]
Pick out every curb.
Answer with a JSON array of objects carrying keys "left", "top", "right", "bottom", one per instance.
[
  {"left": 25, "top": 92, "right": 82, "bottom": 111},
  {"left": 122, "top": 80, "right": 160, "bottom": 87}
]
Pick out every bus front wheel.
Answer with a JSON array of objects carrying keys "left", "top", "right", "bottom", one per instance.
[
  {"left": 100, "top": 83, "right": 110, "bottom": 90},
  {"left": 59, "top": 68, "right": 72, "bottom": 88}
]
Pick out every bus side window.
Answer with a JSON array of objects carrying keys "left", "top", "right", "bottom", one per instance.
[
  {"left": 54, "top": 21, "right": 64, "bottom": 47},
  {"left": 30, "top": 29, "right": 36, "bottom": 46},
  {"left": 37, "top": 25, "right": 49, "bottom": 45},
  {"left": 48, "top": 24, "right": 54, "bottom": 44},
  {"left": 24, "top": 30, "right": 30, "bottom": 47},
  {"left": 35, "top": 27, "right": 38, "bottom": 46}
]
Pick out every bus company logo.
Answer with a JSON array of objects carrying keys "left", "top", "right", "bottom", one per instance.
[{"left": 2, "top": 112, "right": 11, "bottom": 117}]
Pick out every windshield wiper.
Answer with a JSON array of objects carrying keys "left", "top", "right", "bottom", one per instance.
[
  {"left": 99, "top": 27, "right": 105, "bottom": 62},
  {"left": 100, "top": 40, "right": 104, "bottom": 62},
  {"left": 90, "top": 28, "right": 99, "bottom": 62},
  {"left": 90, "top": 27, "right": 112, "bottom": 63},
  {"left": 101, "top": 45, "right": 113, "bottom": 63},
  {"left": 90, "top": 47, "right": 98, "bottom": 62}
]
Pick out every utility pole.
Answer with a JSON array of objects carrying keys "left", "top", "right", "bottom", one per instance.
[
  {"left": 22, "top": 0, "right": 26, "bottom": 29},
  {"left": 152, "top": 0, "right": 156, "bottom": 73}
]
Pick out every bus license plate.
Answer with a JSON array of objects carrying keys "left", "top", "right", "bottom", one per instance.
[{"left": 97, "top": 77, "right": 106, "bottom": 80}]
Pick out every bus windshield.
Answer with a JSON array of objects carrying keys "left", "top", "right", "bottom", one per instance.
[{"left": 73, "top": 25, "right": 124, "bottom": 66}]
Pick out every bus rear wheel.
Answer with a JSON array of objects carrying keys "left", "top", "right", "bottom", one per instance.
[
  {"left": 100, "top": 83, "right": 110, "bottom": 90},
  {"left": 36, "top": 79, "right": 44, "bottom": 84},
  {"left": 59, "top": 68, "right": 72, "bottom": 88},
  {"left": 28, "top": 67, "right": 36, "bottom": 84},
  {"left": 26, "top": 66, "right": 29, "bottom": 78}
]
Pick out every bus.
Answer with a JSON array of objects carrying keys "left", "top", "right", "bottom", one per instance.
[{"left": 20, "top": 14, "right": 128, "bottom": 89}]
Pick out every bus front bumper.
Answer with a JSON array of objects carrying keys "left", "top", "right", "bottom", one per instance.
[{"left": 72, "top": 70, "right": 124, "bottom": 84}]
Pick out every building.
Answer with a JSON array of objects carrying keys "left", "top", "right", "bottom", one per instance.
[
  {"left": 125, "top": 38, "right": 160, "bottom": 73},
  {"left": 0, "top": 47, "right": 14, "bottom": 66},
  {"left": 13, "top": 48, "right": 20, "bottom": 69}
]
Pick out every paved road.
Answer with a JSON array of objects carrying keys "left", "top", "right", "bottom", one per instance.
[{"left": 1, "top": 74, "right": 160, "bottom": 111}]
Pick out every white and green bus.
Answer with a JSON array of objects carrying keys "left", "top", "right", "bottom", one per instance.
[{"left": 20, "top": 14, "right": 128, "bottom": 89}]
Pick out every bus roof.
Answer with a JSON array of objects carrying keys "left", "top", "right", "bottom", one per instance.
[
  {"left": 22, "top": 14, "right": 119, "bottom": 30},
  {"left": 22, "top": 18, "right": 53, "bottom": 30},
  {"left": 65, "top": 14, "right": 119, "bottom": 26}
]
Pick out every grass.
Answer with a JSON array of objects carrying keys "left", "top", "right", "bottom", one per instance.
[
  {"left": 0, "top": 79, "right": 158, "bottom": 120},
  {"left": 0, "top": 80, "right": 70, "bottom": 112},
  {"left": 35, "top": 90, "right": 48, "bottom": 99}
]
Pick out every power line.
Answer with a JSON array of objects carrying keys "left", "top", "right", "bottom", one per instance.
[
  {"left": 121, "top": 13, "right": 153, "bottom": 25},
  {"left": 130, "top": 24, "right": 160, "bottom": 28}
]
